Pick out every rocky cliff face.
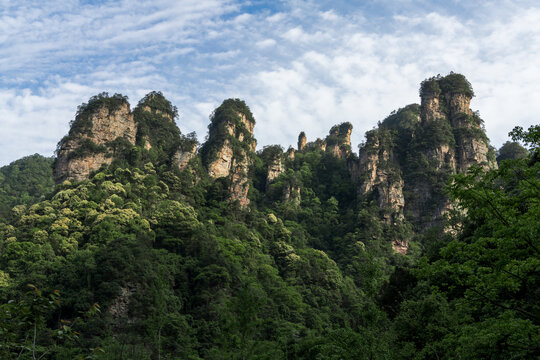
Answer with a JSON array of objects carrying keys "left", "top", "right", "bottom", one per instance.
[
  {"left": 358, "top": 130, "right": 405, "bottom": 224},
  {"left": 266, "top": 155, "right": 284, "bottom": 190},
  {"left": 134, "top": 91, "right": 182, "bottom": 156},
  {"left": 421, "top": 91, "right": 445, "bottom": 123},
  {"left": 142, "top": 105, "right": 174, "bottom": 122},
  {"left": 297, "top": 132, "right": 307, "bottom": 151},
  {"left": 54, "top": 94, "right": 136, "bottom": 183},
  {"left": 52, "top": 74, "right": 495, "bottom": 247},
  {"left": 419, "top": 76, "right": 495, "bottom": 172},
  {"left": 201, "top": 99, "right": 257, "bottom": 206},
  {"left": 354, "top": 74, "right": 496, "bottom": 253},
  {"left": 54, "top": 91, "right": 190, "bottom": 183},
  {"left": 173, "top": 143, "right": 197, "bottom": 170},
  {"left": 313, "top": 138, "right": 326, "bottom": 151},
  {"left": 325, "top": 122, "right": 352, "bottom": 159},
  {"left": 286, "top": 147, "right": 295, "bottom": 160}
]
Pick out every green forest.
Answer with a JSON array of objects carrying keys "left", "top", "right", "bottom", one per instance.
[{"left": 0, "top": 79, "right": 538, "bottom": 359}]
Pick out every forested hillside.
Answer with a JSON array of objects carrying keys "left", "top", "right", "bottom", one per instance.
[
  {"left": 0, "top": 74, "right": 538, "bottom": 359},
  {"left": 0, "top": 154, "right": 55, "bottom": 218}
]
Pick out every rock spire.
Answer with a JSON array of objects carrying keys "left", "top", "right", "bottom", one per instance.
[{"left": 54, "top": 93, "right": 136, "bottom": 183}]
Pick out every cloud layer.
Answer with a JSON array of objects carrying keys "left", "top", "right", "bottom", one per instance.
[{"left": 1, "top": 0, "right": 539, "bottom": 166}]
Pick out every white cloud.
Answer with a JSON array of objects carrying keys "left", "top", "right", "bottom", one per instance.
[
  {"left": 1, "top": 0, "right": 540, "bottom": 166},
  {"left": 256, "top": 39, "right": 277, "bottom": 48}
]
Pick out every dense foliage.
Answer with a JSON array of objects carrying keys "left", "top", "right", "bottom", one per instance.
[
  {"left": 496, "top": 141, "right": 528, "bottom": 164},
  {"left": 0, "top": 154, "right": 55, "bottom": 218},
  {"left": 389, "top": 127, "right": 540, "bottom": 359},
  {"left": 420, "top": 73, "right": 474, "bottom": 98},
  {"left": 1, "top": 87, "right": 537, "bottom": 358},
  {"left": 0, "top": 152, "right": 394, "bottom": 359}
]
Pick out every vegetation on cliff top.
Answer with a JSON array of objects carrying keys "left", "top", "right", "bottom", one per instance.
[
  {"left": 1, "top": 76, "right": 537, "bottom": 359},
  {"left": 55, "top": 93, "right": 131, "bottom": 166},
  {"left": 58, "top": 93, "right": 129, "bottom": 147},
  {"left": 420, "top": 72, "right": 474, "bottom": 98},
  {"left": 200, "top": 98, "right": 256, "bottom": 167},
  {"left": 134, "top": 91, "right": 184, "bottom": 165},
  {"left": 326, "top": 122, "right": 353, "bottom": 147}
]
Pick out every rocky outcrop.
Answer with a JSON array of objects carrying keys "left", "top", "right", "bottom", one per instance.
[
  {"left": 109, "top": 283, "right": 139, "bottom": 323},
  {"left": 426, "top": 144, "right": 456, "bottom": 171},
  {"left": 419, "top": 74, "right": 495, "bottom": 172},
  {"left": 142, "top": 136, "right": 152, "bottom": 150},
  {"left": 208, "top": 142, "right": 234, "bottom": 178},
  {"left": 357, "top": 131, "right": 407, "bottom": 253},
  {"left": 420, "top": 91, "right": 445, "bottom": 123},
  {"left": 358, "top": 130, "right": 405, "bottom": 224},
  {"left": 286, "top": 147, "right": 295, "bottom": 160},
  {"left": 142, "top": 105, "right": 174, "bottom": 122},
  {"left": 456, "top": 136, "right": 493, "bottom": 172},
  {"left": 55, "top": 152, "right": 112, "bottom": 183},
  {"left": 298, "top": 132, "right": 307, "bottom": 151},
  {"left": 392, "top": 239, "right": 408, "bottom": 255},
  {"left": 229, "top": 155, "right": 251, "bottom": 207},
  {"left": 54, "top": 95, "right": 136, "bottom": 183},
  {"left": 353, "top": 74, "right": 496, "bottom": 253},
  {"left": 325, "top": 122, "right": 352, "bottom": 158},
  {"left": 202, "top": 99, "right": 257, "bottom": 206},
  {"left": 447, "top": 93, "right": 472, "bottom": 122},
  {"left": 356, "top": 129, "right": 413, "bottom": 254},
  {"left": 173, "top": 143, "right": 197, "bottom": 170},
  {"left": 266, "top": 155, "right": 284, "bottom": 189},
  {"left": 283, "top": 183, "right": 301, "bottom": 205},
  {"left": 313, "top": 138, "right": 326, "bottom": 151},
  {"left": 134, "top": 91, "right": 182, "bottom": 157}
]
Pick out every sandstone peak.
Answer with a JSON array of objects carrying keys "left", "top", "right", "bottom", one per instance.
[
  {"left": 354, "top": 73, "right": 496, "bottom": 253},
  {"left": 260, "top": 145, "right": 285, "bottom": 190},
  {"left": 201, "top": 98, "right": 257, "bottom": 206},
  {"left": 420, "top": 73, "right": 474, "bottom": 124},
  {"left": 135, "top": 91, "right": 177, "bottom": 122},
  {"left": 286, "top": 147, "right": 295, "bottom": 159},
  {"left": 54, "top": 93, "right": 136, "bottom": 183},
  {"left": 325, "top": 122, "right": 353, "bottom": 158},
  {"left": 134, "top": 92, "right": 183, "bottom": 156},
  {"left": 298, "top": 132, "right": 307, "bottom": 151}
]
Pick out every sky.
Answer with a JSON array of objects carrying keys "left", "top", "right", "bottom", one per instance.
[{"left": 1, "top": 0, "right": 539, "bottom": 166}]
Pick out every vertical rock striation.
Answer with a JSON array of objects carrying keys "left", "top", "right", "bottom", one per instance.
[
  {"left": 54, "top": 94, "right": 136, "bottom": 183},
  {"left": 353, "top": 73, "right": 496, "bottom": 253},
  {"left": 173, "top": 143, "right": 197, "bottom": 170},
  {"left": 358, "top": 130, "right": 405, "bottom": 224},
  {"left": 201, "top": 99, "right": 257, "bottom": 207},
  {"left": 266, "top": 154, "right": 284, "bottom": 190},
  {"left": 325, "top": 122, "right": 353, "bottom": 159},
  {"left": 298, "top": 132, "right": 307, "bottom": 151}
]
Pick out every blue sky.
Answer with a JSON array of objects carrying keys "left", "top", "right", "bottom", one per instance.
[{"left": 1, "top": 0, "right": 539, "bottom": 166}]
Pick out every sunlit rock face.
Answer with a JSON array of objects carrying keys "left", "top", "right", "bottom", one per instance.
[
  {"left": 358, "top": 130, "right": 405, "bottom": 223},
  {"left": 202, "top": 99, "right": 257, "bottom": 207},
  {"left": 266, "top": 156, "right": 284, "bottom": 190},
  {"left": 173, "top": 143, "right": 197, "bottom": 170},
  {"left": 54, "top": 96, "right": 136, "bottom": 183},
  {"left": 325, "top": 122, "right": 353, "bottom": 159},
  {"left": 353, "top": 74, "right": 497, "bottom": 254}
]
